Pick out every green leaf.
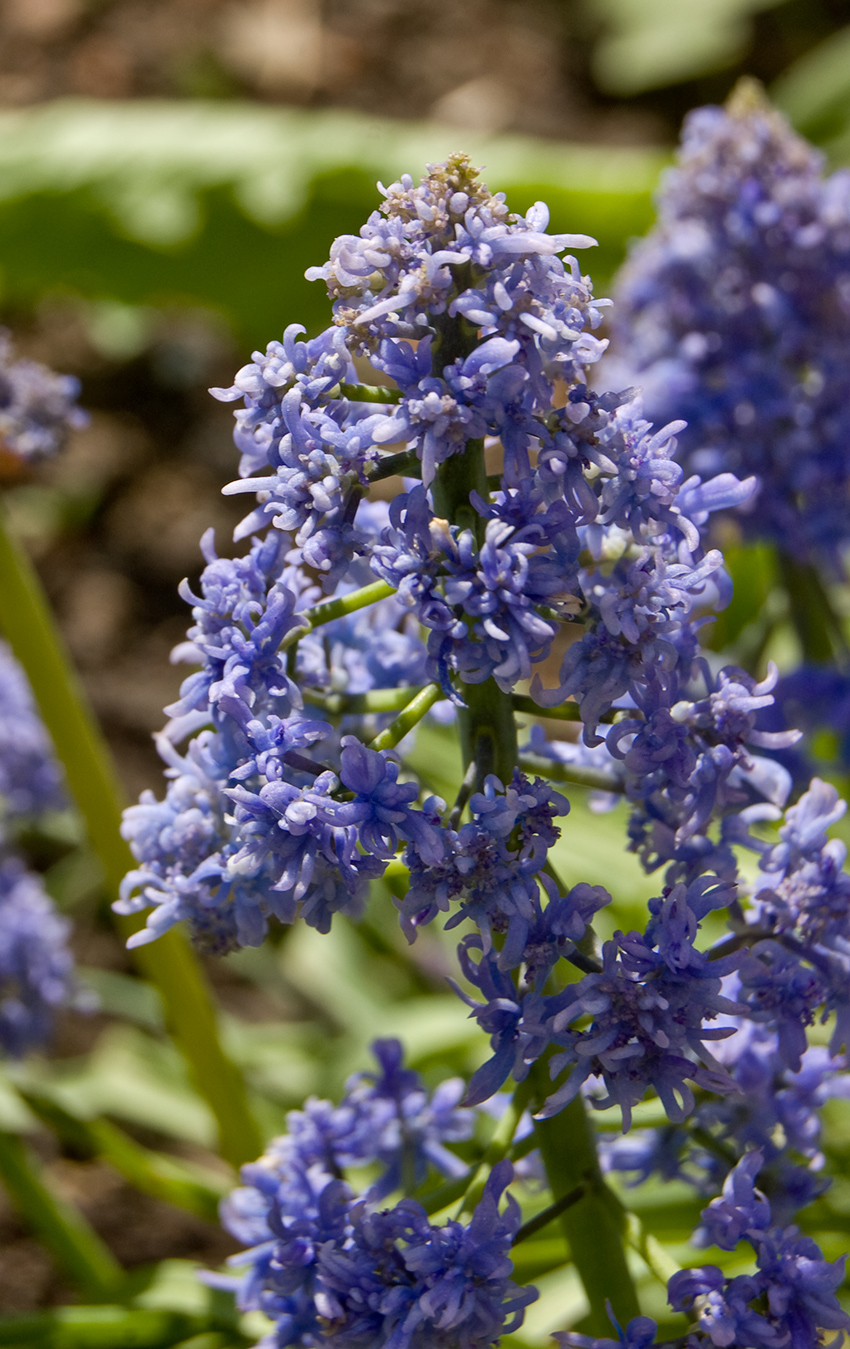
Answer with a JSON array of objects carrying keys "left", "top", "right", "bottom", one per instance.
[
  {"left": 75, "top": 969, "right": 164, "bottom": 1032},
  {"left": 587, "top": 0, "right": 780, "bottom": 96},
  {"left": 0, "top": 1306, "right": 193, "bottom": 1349},
  {"left": 9, "top": 1025, "right": 217, "bottom": 1145},
  {"left": 0, "top": 1131, "right": 124, "bottom": 1302},
  {"left": 772, "top": 24, "right": 850, "bottom": 142},
  {"left": 19, "top": 1091, "right": 228, "bottom": 1223},
  {"left": 0, "top": 100, "right": 665, "bottom": 345}
]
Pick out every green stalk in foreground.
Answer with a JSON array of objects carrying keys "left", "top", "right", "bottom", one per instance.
[
  {"left": 433, "top": 427, "right": 639, "bottom": 1334},
  {"left": 0, "top": 1130, "right": 124, "bottom": 1300},
  {"left": 0, "top": 507, "right": 262, "bottom": 1169},
  {"left": 530, "top": 1067, "right": 640, "bottom": 1334}
]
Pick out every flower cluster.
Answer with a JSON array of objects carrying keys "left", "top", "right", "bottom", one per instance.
[
  {"left": 210, "top": 1040, "right": 534, "bottom": 1349},
  {"left": 562, "top": 1153, "right": 850, "bottom": 1349},
  {"left": 119, "top": 150, "right": 850, "bottom": 1349},
  {"left": 0, "top": 856, "right": 78, "bottom": 1057},
  {"left": 0, "top": 642, "right": 76, "bottom": 1057},
  {"left": 609, "top": 83, "right": 850, "bottom": 566},
  {"left": 117, "top": 529, "right": 444, "bottom": 952},
  {"left": 124, "top": 156, "right": 776, "bottom": 974},
  {"left": 0, "top": 639, "right": 66, "bottom": 825},
  {"left": 731, "top": 777, "right": 850, "bottom": 1067},
  {"left": 398, "top": 770, "right": 572, "bottom": 963},
  {"left": 0, "top": 330, "right": 86, "bottom": 461},
  {"left": 601, "top": 1021, "right": 850, "bottom": 1225},
  {"left": 454, "top": 874, "right": 745, "bottom": 1124},
  {"left": 609, "top": 660, "right": 799, "bottom": 884},
  {"left": 672, "top": 1151, "right": 850, "bottom": 1349}
]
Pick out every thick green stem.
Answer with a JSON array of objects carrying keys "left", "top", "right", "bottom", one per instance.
[
  {"left": 0, "top": 1130, "right": 124, "bottom": 1300},
  {"left": 370, "top": 448, "right": 422, "bottom": 483},
  {"left": 530, "top": 1067, "right": 639, "bottom": 1334},
  {"left": 432, "top": 426, "right": 518, "bottom": 790},
  {"left": 0, "top": 507, "right": 261, "bottom": 1169},
  {"left": 430, "top": 308, "right": 637, "bottom": 1327}
]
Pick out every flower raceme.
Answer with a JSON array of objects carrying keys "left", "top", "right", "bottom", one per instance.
[
  {"left": 110, "top": 152, "right": 850, "bottom": 1346},
  {"left": 120, "top": 153, "right": 767, "bottom": 971},
  {"left": 609, "top": 81, "right": 850, "bottom": 568}
]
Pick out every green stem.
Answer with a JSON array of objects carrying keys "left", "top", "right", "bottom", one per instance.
[
  {"left": 429, "top": 308, "right": 636, "bottom": 1327},
  {"left": 518, "top": 752, "right": 624, "bottom": 794},
  {"left": 0, "top": 1130, "right": 124, "bottom": 1300},
  {"left": 370, "top": 449, "right": 422, "bottom": 483},
  {"left": 0, "top": 507, "right": 261, "bottom": 1169},
  {"left": 432, "top": 434, "right": 517, "bottom": 791},
  {"left": 303, "top": 685, "right": 425, "bottom": 715},
  {"left": 369, "top": 683, "right": 442, "bottom": 751},
  {"left": 455, "top": 1077, "right": 534, "bottom": 1218},
  {"left": 511, "top": 695, "right": 619, "bottom": 725},
  {"left": 336, "top": 382, "right": 403, "bottom": 404},
  {"left": 290, "top": 580, "right": 396, "bottom": 639},
  {"left": 512, "top": 1184, "right": 585, "bottom": 1245},
  {"left": 529, "top": 1066, "right": 639, "bottom": 1334}
]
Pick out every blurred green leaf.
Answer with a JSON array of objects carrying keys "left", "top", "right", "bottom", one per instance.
[
  {"left": 9, "top": 1025, "right": 217, "bottom": 1145},
  {"left": 0, "top": 1130, "right": 124, "bottom": 1302},
  {"left": 548, "top": 789, "right": 660, "bottom": 928},
  {"left": 587, "top": 0, "right": 779, "bottom": 97},
  {"left": 20, "top": 1091, "right": 228, "bottom": 1223},
  {"left": 702, "top": 540, "right": 778, "bottom": 657},
  {"left": 405, "top": 719, "right": 464, "bottom": 809},
  {"left": 42, "top": 850, "right": 105, "bottom": 912},
  {"left": 0, "top": 100, "right": 665, "bottom": 346},
  {"left": 772, "top": 24, "right": 850, "bottom": 143},
  {"left": 0, "top": 1067, "right": 38, "bottom": 1133},
  {"left": 0, "top": 1306, "right": 195, "bottom": 1349},
  {"left": 76, "top": 968, "right": 164, "bottom": 1032}
]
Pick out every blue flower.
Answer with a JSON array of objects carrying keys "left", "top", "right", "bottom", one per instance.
[
  {"left": 555, "top": 1305, "right": 659, "bottom": 1349},
  {"left": 695, "top": 1148, "right": 771, "bottom": 1250},
  {"left": 609, "top": 90, "right": 850, "bottom": 566},
  {"left": 539, "top": 879, "right": 741, "bottom": 1129},
  {"left": 451, "top": 940, "right": 554, "bottom": 1106},
  {"left": 669, "top": 1152, "right": 850, "bottom": 1349},
  {"left": 214, "top": 1071, "right": 529, "bottom": 1349},
  {"left": 0, "top": 639, "right": 65, "bottom": 822},
  {"left": 0, "top": 331, "right": 86, "bottom": 460},
  {"left": 345, "top": 1038, "right": 473, "bottom": 1200},
  {"left": 0, "top": 854, "right": 78, "bottom": 1057},
  {"left": 312, "top": 1160, "right": 536, "bottom": 1349}
]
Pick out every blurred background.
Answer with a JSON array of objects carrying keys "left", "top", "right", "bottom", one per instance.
[
  {"left": 5, "top": 0, "right": 850, "bottom": 1322},
  {"left": 7, "top": 0, "right": 850, "bottom": 806}
]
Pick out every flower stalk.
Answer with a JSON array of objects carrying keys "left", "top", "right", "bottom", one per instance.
[{"left": 0, "top": 506, "right": 261, "bottom": 1168}]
